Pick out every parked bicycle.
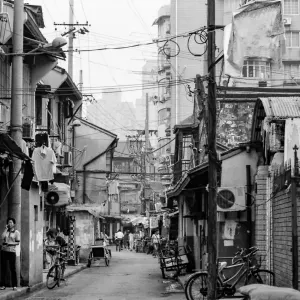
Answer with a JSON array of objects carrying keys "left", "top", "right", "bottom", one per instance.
[
  {"left": 46, "top": 245, "right": 68, "bottom": 289},
  {"left": 184, "top": 247, "right": 275, "bottom": 300}
]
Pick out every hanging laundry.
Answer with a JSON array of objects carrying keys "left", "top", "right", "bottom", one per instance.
[
  {"left": 21, "top": 139, "right": 29, "bottom": 156},
  {"left": 35, "top": 132, "right": 49, "bottom": 147},
  {"left": 32, "top": 146, "right": 57, "bottom": 181},
  {"left": 21, "top": 160, "right": 34, "bottom": 191},
  {"left": 225, "top": 1, "right": 284, "bottom": 77}
]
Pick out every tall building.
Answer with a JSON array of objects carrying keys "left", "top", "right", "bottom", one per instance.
[{"left": 153, "top": 5, "right": 172, "bottom": 174}]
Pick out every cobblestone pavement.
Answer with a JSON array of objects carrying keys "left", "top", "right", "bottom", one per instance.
[{"left": 14, "top": 247, "right": 187, "bottom": 300}]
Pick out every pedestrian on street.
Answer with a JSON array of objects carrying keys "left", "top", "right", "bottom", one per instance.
[
  {"left": 0, "top": 217, "right": 20, "bottom": 291},
  {"left": 151, "top": 229, "right": 161, "bottom": 258},
  {"left": 129, "top": 231, "right": 134, "bottom": 251},
  {"left": 115, "top": 229, "right": 124, "bottom": 250},
  {"left": 123, "top": 231, "right": 129, "bottom": 250}
]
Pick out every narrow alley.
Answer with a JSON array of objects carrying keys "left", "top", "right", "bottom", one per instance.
[{"left": 15, "top": 247, "right": 185, "bottom": 300}]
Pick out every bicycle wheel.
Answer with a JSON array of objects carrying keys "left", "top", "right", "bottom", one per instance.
[
  {"left": 46, "top": 265, "right": 60, "bottom": 289},
  {"left": 186, "top": 272, "right": 223, "bottom": 300},
  {"left": 248, "top": 269, "right": 275, "bottom": 286}
]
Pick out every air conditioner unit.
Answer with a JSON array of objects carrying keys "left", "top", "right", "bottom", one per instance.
[
  {"left": 63, "top": 151, "right": 72, "bottom": 166},
  {"left": 217, "top": 187, "right": 246, "bottom": 212},
  {"left": 283, "top": 18, "right": 292, "bottom": 25}
]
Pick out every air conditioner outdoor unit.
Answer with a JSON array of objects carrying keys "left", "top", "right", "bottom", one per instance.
[
  {"left": 63, "top": 151, "right": 72, "bottom": 166},
  {"left": 217, "top": 187, "right": 246, "bottom": 212},
  {"left": 283, "top": 18, "right": 292, "bottom": 25}
]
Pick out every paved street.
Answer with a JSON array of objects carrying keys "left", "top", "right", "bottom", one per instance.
[{"left": 15, "top": 247, "right": 186, "bottom": 300}]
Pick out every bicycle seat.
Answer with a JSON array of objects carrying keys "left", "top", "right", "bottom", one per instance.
[{"left": 218, "top": 261, "right": 227, "bottom": 271}]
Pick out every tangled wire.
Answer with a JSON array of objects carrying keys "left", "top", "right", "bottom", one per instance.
[{"left": 160, "top": 27, "right": 209, "bottom": 58}]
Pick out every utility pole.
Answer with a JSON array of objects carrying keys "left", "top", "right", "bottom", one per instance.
[
  {"left": 145, "top": 93, "right": 150, "bottom": 174},
  {"left": 9, "top": 0, "right": 24, "bottom": 286},
  {"left": 68, "top": 0, "right": 74, "bottom": 78},
  {"left": 207, "top": 0, "right": 218, "bottom": 299}
]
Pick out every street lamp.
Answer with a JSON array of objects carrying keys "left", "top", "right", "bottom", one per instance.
[{"left": 71, "top": 120, "right": 81, "bottom": 197}]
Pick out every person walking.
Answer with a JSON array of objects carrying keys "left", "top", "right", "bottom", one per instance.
[
  {"left": 0, "top": 218, "right": 20, "bottom": 291},
  {"left": 129, "top": 231, "right": 134, "bottom": 251},
  {"left": 115, "top": 229, "right": 124, "bottom": 250},
  {"left": 123, "top": 231, "right": 129, "bottom": 250},
  {"left": 151, "top": 229, "right": 161, "bottom": 258}
]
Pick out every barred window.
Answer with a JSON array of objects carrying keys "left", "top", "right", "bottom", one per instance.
[
  {"left": 285, "top": 31, "right": 300, "bottom": 47},
  {"left": 242, "top": 60, "right": 271, "bottom": 78},
  {"left": 284, "top": 0, "right": 299, "bottom": 14}
]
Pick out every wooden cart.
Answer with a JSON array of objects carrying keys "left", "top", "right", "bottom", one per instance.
[{"left": 87, "top": 245, "right": 111, "bottom": 267}]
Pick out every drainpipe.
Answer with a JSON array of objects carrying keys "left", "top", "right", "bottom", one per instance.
[{"left": 246, "top": 165, "right": 252, "bottom": 247}]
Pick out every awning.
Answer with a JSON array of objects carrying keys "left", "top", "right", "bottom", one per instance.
[
  {"left": 166, "top": 162, "right": 208, "bottom": 198},
  {"left": 0, "top": 133, "right": 30, "bottom": 160}
]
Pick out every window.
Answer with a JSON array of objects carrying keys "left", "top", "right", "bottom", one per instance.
[
  {"left": 242, "top": 60, "right": 271, "bottom": 78},
  {"left": 285, "top": 31, "right": 300, "bottom": 47},
  {"left": 284, "top": 0, "right": 299, "bottom": 15},
  {"left": 284, "top": 63, "right": 300, "bottom": 80}
]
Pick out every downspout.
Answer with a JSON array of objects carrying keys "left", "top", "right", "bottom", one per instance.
[
  {"left": 246, "top": 165, "right": 252, "bottom": 248},
  {"left": 82, "top": 138, "right": 118, "bottom": 204}
]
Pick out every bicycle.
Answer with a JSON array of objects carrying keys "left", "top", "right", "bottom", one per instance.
[
  {"left": 115, "top": 238, "right": 122, "bottom": 252},
  {"left": 184, "top": 247, "right": 275, "bottom": 300},
  {"left": 46, "top": 245, "right": 68, "bottom": 289}
]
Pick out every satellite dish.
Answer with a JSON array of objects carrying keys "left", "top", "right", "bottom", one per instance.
[{"left": 46, "top": 191, "right": 59, "bottom": 205}]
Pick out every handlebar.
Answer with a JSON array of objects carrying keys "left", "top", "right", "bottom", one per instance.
[{"left": 232, "top": 247, "right": 259, "bottom": 264}]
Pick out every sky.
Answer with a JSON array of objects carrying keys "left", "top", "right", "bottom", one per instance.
[{"left": 26, "top": 0, "right": 170, "bottom": 105}]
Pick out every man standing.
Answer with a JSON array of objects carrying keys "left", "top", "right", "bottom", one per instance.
[
  {"left": 151, "top": 229, "right": 161, "bottom": 258},
  {"left": 0, "top": 218, "right": 20, "bottom": 291},
  {"left": 128, "top": 231, "right": 134, "bottom": 251}
]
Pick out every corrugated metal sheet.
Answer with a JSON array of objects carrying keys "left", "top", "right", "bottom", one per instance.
[{"left": 260, "top": 97, "right": 300, "bottom": 118}]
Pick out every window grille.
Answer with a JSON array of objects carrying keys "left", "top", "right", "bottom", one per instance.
[{"left": 284, "top": 0, "right": 299, "bottom": 15}]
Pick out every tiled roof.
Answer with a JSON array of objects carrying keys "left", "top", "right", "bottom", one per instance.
[{"left": 260, "top": 97, "right": 300, "bottom": 118}]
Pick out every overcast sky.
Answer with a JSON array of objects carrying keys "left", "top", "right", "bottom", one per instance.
[{"left": 26, "top": 0, "right": 170, "bottom": 104}]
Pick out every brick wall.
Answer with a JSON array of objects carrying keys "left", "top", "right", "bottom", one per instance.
[
  {"left": 255, "top": 166, "right": 269, "bottom": 268},
  {"left": 272, "top": 189, "right": 293, "bottom": 287}
]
